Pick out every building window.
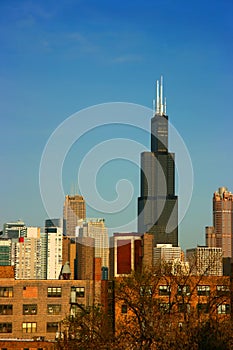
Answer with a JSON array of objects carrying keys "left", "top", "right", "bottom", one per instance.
[
  {"left": 159, "top": 303, "right": 170, "bottom": 313},
  {"left": 47, "top": 322, "right": 59, "bottom": 333},
  {"left": 76, "top": 287, "right": 85, "bottom": 297},
  {"left": 217, "top": 304, "right": 230, "bottom": 314},
  {"left": 23, "top": 304, "right": 37, "bottom": 315},
  {"left": 0, "top": 287, "right": 13, "bottom": 297},
  {"left": 47, "top": 287, "right": 62, "bottom": 297},
  {"left": 159, "top": 285, "right": 170, "bottom": 296},
  {"left": 0, "top": 323, "right": 12, "bottom": 333},
  {"left": 178, "top": 303, "right": 190, "bottom": 313},
  {"left": 140, "top": 285, "right": 152, "bottom": 296},
  {"left": 121, "top": 304, "right": 128, "bottom": 314},
  {"left": 71, "top": 286, "right": 85, "bottom": 298},
  {"left": 22, "top": 322, "right": 37, "bottom": 333},
  {"left": 47, "top": 304, "right": 61, "bottom": 315},
  {"left": 197, "top": 303, "right": 209, "bottom": 313},
  {"left": 216, "top": 285, "right": 230, "bottom": 296},
  {"left": 197, "top": 285, "right": 210, "bottom": 296},
  {"left": 177, "top": 285, "right": 190, "bottom": 296},
  {"left": 0, "top": 304, "right": 13, "bottom": 315}
]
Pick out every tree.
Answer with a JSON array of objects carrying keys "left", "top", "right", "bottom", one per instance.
[
  {"left": 114, "top": 262, "right": 232, "bottom": 350},
  {"left": 57, "top": 304, "right": 114, "bottom": 350}
]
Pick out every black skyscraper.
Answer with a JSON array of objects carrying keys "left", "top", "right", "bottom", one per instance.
[{"left": 138, "top": 77, "right": 178, "bottom": 246}]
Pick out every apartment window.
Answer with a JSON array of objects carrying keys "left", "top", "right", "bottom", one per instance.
[
  {"left": 23, "top": 304, "right": 37, "bottom": 315},
  {"left": 197, "top": 285, "right": 210, "bottom": 296},
  {"left": 216, "top": 285, "right": 230, "bottom": 296},
  {"left": 0, "top": 304, "right": 13, "bottom": 315},
  {"left": 217, "top": 304, "right": 230, "bottom": 314},
  {"left": 159, "top": 303, "right": 170, "bottom": 313},
  {"left": 177, "top": 285, "right": 190, "bottom": 296},
  {"left": 121, "top": 304, "right": 128, "bottom": 314},
  {"left": 47, "top": 287, "right": 62, "bottom": 297},
  {"left": 140, "top": 285, "right": 152, "bottom": 296},
  {"left": 0, "top": 287, "right": 13, "bottom": 297},
  {"left": 47, "top": 304, "right": 61, "bottom": 315},
  {"left": 76, "top": 287, "right": 85, "bottom": 297},
  {"left": 47, "top": 322, "right": 59, "bottom": 333},
  {"left": 197, "top": 303, "right": 209, "bottom": 313},
  {"left": 0, "top": 323, "right": 12, "bottom": 333},
  {"left": 178, "top": 303, "right": 190, "bottom": 313},
  {"left": 22, "top": 322, "right": 37, "bottom": 333},
  {"left": 159, "top": 285, "right": 170, "bottom": 296}
]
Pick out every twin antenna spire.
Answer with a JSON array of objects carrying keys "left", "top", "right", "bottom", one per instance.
[{"left": 153, "top": 76, "right": 166, "bottom": 116}]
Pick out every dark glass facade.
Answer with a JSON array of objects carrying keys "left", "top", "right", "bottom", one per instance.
[{"left": 138, "top": 104, "right": 178, "bottom": 246}]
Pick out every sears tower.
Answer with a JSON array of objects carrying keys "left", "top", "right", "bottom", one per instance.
[{"left": 138, "top": 77, "right": 178, "bottom": 246}]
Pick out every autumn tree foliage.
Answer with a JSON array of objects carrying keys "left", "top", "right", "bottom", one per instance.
[{"left": 57, "top": 256, "right": 233, "bottom": 349}]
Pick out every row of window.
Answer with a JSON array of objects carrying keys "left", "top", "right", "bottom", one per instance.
[
  {"left": 0, "top": 322, "right": 59, "bottom": 333},
  {"left": 0, "top": 286, "right": 85, "bottom": 298},
  {"left": 0, "top": 304, "right": 62, "bottom": 315},
  {"left": 121, "top": 303, "right": 231, "bottom": 315},
  {"left": 158, "top": 284, "right": 230, "bottom": 297}
]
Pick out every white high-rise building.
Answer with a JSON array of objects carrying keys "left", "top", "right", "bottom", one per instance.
[
  {"left": 44, "top": 227, "right": 63, "bottom": 279},
  {"left": 78, "top": 219, "right": 109, "bottom": 270},
  {"left": 14, "top": 236, "right": 42, "bottom": 279},
  {"left": 186, "top": 246, "right": 223, "bottom": 276},
  {"left": 153, "top": 244, "right": 181, "bottom": 266}
]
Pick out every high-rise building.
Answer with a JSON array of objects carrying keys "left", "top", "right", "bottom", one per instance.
[
  {"left": 206, "top": 187, "right": 233, "bottom": 258},
  {"left": 43, "top": 227, "right": 63, "bottom": 279},
  {"left": 109, "top": 233, "right": 142, "bottom": 278},
  {"left": 3, "top": 220, "right": 26, "bottom": 239},
  {"left": 0, "top": 239, "right": 12, "bottom": 266},
  {"left": 14, "top": 236, "right": 42, "bottom": 279},
  {"left": 63, "top": 195, "right": 86, "bottom": 236},
  {"left": 186, "top": 246, "right": 223, "bottom": 276},
  {"left": 138, "top": 77, "right": 178, "bottom": 246},
  {"left": 77, "top": 218, "right": 109, "bottom": 270},
  {"left": 153, "top": 244, "right": 181, "bottom": 266}
]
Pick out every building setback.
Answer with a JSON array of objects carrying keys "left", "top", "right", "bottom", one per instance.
[
  {"left": 138, "top": 77, "right": 178, "bottom": 246},
  {"left": 206, "top": 187, "right": 233, "bottom": 258}
]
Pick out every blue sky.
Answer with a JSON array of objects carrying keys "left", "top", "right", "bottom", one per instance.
[{"left": 0, "top": 0, "right": 233, "bottom": 250}]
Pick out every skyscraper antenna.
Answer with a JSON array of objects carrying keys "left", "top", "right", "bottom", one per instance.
[
  {"left": 156, "top": 80, "right": 159, "bottom": 114},
  {"left": 160, "top": 75, "right": 163, "bottom": 115},
  {"left": 153, "top": 99, "right": 155, "bottom": 115}
]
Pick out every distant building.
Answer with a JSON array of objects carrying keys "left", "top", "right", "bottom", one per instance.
[
  {"left": 109, "top": 233, "right": 142, "bottom": 278},
  {"left": 138, "top": 77, "right": 178, "bottom": 246},
  {"left": 43, "top": 227, "right": 63, "bottom": 280},
  {"left": 153, "top": 244, "right": 182, "bottom": 266},
  {"left": 76, "top": 236, "right": 95, "bottom": 280},
  {"left": 0, "top": 239, "right": 12, "bottom": 266},
  {"left": 186, "top": 246, "right": 223, "bottom": 276},
  {"left": 78, "top": 218, "right": 109, "bottom": 270},
  {"left": 45, "top": 218, "right": 63, "bottom": 228},
  {"left": 206, "top": 187, "right": 233, "bottom": 258},
  {"left": 63, "top": 195, "right": 86, "bottom": 236},
  {"left": 14, "top": 236, "right": 42, "bottom": 279},
  {"left": 3, "top": 220, "right": 26, "bottom": 239}
]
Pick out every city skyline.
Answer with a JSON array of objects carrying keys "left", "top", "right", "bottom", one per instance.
[{"left": 0, "top": 1, "right": 233, "bottom": 251}]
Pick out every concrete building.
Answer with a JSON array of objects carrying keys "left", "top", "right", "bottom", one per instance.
[
  {"left": 3, "top": 220, "right": 26, "bottom": 239},
  {"left": 76, "top": 236, "right": 95, "bottom": 280},
  {"left": 0, "top": 239, "right": 12, "bottom": 266},
  {"left": 63, "top": 194, "right": 86, "bottom": 236},
  {"left": 109, "top": 233, "right": 142, "bottom": 278},
  {"left": 186, "top": 246, "right": 223, "bottom": 276},
  {"left": 206, "top": 187, "right": 233, "bottom": 258},
  {"left": 14, "top": 237, "right": 43, "bottom": 279},
  {"left": 43, "top": 227, "right": 63, "bottom": 280},
  {"left": 153, "top": 244, "right": 182, "bottom": 267},
  {"left": 78, "top": 218, "right": 109, "bottom": 270}
]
